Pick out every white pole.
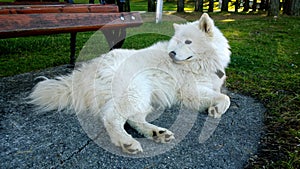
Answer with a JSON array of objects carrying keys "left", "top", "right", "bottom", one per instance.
[{"left": 156, "top": 0, "right": 163, "bottom": 23}]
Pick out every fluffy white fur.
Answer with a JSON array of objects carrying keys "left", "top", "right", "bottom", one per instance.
[{"left": 29, "top": 13, "right": 231, "bottom": 154}]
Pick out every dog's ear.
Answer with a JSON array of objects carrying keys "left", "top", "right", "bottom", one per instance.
[{"left": 199, "top": 13, "right": 214, "bottom": 36}]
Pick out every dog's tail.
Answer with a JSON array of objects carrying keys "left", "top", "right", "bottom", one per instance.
[{"left": 28, "top": 75, "right": 74, "bottom": 112}]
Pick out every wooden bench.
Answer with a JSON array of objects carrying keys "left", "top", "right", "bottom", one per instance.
[{"left": 0, "top": 2, "right": 142, "bottom": 66}]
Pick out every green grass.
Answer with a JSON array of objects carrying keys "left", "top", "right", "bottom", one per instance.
[
  {"left": 0, "top": 0, "right": 299, "bottom": 168},
  {"left": 215, "top": 14, "right": 300, "bottom": 168},
  {"left": 0, "top": 33, "right": 92, "bottom": 76}
]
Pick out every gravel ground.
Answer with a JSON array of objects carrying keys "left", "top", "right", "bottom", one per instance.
[{"left": 0, "top": 65, "right": 265, "bottom": 169}]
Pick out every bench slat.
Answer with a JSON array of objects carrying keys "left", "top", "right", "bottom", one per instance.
[
  {"left": 0, "top": 12, "right": 142, "bottom": 38},
  {"left": 0, "top": 4, "right": 119, "bottom": 14},
  {"left": 0, "top": 2, "right": 66, "bottom": 5}
]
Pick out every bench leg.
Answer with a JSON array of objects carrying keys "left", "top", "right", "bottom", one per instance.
[
  {"left": 69, "top": 32, "right": 77, "bottom": 67},
  {"left": 68, "top": 29, "right": 125, "bottom": 68},
  {"left": 102, "top": 28, "right": 126, "bottom": 50}
]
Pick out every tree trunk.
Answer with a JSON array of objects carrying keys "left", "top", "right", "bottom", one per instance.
[
  {"left": 177, "top": 0, "right": 184, "bottom": 12},
  {"left": 252, "top": 0, "right": 257, "bottom": 11},
  {"left": 265, "top": 0, "right": 270, "bottom": 11},
  {"left": 243, "top": 0, "right": 250, "bottom": 12},
  {"left": 268, "top": 0, "right": 280, "bottom": 16},
  {"left": 221, "top": 0, "right": 229, "bottom": 12},
  {"left": 290, "top": 0, "right": 300, "bottom": 16},
  {"left": 148, "top": 0, "right": 156, "bottom": 12},
  {"left": 195, "top": 0, "right": 203, "bottom": 12},
  {"left": 235, "top": 0, "right": 239, "bottom": 13},
  {"left": 284, "top": 0, "right": 300, "bottom": 16},
  {"left": 260, "top": 0, "right": 266, "bottom": 10},
  {"left": 283, "top": 0, "right": 292, "bottom": 14},
  {"left": 208, "top": 0, "right": 214, "bottom": 12}
]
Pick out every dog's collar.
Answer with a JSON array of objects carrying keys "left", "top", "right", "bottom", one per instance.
[{"left": 216, "top": 69, "right": 225, "bottom": 79}]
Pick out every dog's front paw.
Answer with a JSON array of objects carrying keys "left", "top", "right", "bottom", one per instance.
[
  {"left": 208, "top": 94, "right": 230, "bottom": 118},
  {"left": 208, "top": 106, "right": 222, "bottom": 118},
  {"left": 152, "top": 129, "right": 175, "bottom": 143},
  {"left": 121, "top": 139, "right": 143, "bottom": 154}
]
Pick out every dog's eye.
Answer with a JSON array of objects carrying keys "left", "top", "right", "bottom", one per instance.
[{"left": 185, "top": 40, "right": 192, "bottom": 44}]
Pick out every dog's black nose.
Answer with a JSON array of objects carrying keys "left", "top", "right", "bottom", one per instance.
[{"left": 169, "top": 51, "right": 176, "bottom": 58}]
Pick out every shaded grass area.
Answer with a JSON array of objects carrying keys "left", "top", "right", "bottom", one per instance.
[{"left": 0, "top": 11, "right": 299, "bottom": 169}]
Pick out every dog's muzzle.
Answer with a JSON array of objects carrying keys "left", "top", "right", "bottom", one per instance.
[{"left": 169, "top": 51, "right": 193, "bottom": 63}]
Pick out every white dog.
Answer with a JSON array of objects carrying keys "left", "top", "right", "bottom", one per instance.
[{"left": 29, "top": 13, "right": 231, "bottom": 154}]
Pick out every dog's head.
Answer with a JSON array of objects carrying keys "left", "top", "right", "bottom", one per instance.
[{"left": 167, "top": 13, "right": 229, "bottom": 66}]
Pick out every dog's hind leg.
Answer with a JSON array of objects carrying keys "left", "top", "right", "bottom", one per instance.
[
  {"left": 127, "top": 114, "right": 175, "bottom": 143},
  {"left": 102, "top": 110, "right": 143, "bottom": 154}
]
